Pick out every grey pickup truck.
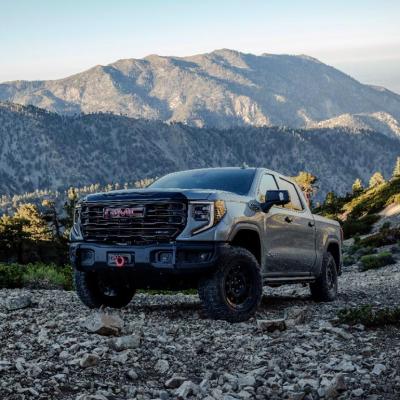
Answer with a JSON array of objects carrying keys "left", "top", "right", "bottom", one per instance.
[{"left": 70, "top": 167, "right": 342, "bottom": 322}]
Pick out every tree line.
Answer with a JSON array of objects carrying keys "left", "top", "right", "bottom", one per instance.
[
  {"left": 0, "top": 159, "right": 399, "bottom": 266},
  {"left": 0, "top": 179, "right": 154, "bottom": 265}
]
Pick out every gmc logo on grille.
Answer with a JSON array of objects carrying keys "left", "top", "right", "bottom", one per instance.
[{"left": 103, "top": 206, "right": 145, "bottom": 219}]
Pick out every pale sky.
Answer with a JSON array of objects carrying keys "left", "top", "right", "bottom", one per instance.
[{"left": 1, "top": 0, "right": 400, "bottom": 93}]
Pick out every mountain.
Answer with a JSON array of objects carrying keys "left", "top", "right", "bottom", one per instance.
[
  {"left": 307, "top": 111, "right": 400, "bottom": 137},
  {"left": 1, "top": 49, "right": 400, "bottom": 137},
  {"left": 1, "top": 102, "right": 399, "bottom": 200}
]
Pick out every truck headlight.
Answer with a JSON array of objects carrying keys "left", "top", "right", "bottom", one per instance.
[
  {"left": 190, "top": 200, "right": 226, "bottom": 234},
  {"left": 73, "top": 204, "right": 81, "bottom": 225}
]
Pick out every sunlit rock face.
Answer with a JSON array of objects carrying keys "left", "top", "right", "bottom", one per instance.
[{"left": 1, "top": 49, "right": 400, "bottom": 136}]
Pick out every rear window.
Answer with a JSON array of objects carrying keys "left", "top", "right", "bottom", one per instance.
[{"left": 149, "top": 169, "right": 256, "bottom": 195}]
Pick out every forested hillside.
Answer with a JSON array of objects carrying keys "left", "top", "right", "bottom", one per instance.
[{"left": 1, "top": 102, "right": 399, "bottom": 200}]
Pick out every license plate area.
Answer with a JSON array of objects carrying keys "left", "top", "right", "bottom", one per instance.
[{"left": 107, "top": 253, "right": 134, "bottom": 267}]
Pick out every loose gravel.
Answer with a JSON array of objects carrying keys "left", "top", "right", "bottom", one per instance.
[{"left": 1, "top": 263, "right": 399, "bottom": 400}]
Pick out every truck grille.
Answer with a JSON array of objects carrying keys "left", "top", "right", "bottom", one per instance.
[{"left": 80, "top": 200, "right": 187, "bottom": 244}]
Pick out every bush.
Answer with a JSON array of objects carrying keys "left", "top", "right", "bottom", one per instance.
[
  {"left": 338, "top": 305, "right": 400, "bottom": 327},
  {"left": 360, "top": 252, "right": 396, "bottom": 271},
  {"left": 343, "top": 255, "right": 356, "bottom": 266},
  {"left": 390, "top": 244, "right": 400, "bottom": 253},
  {"left": 360, "top": 228, "right": 400, "bottom": 248},
  {"left": 22, "top": 264, "right": 73, "bottom": 290},
  {"left": 346, "top": 242, "right": 375, "bottom": 255},
  {"left": 342, "top": 214, "right": 380, "bottom": 239},
  {"left": 355, "top": 246, "right": 377, "bottom": 257},
  {"left": 0, "top": 263, "right": 73, "bottom": 290},
  {"left": 0, "top": 263, "right": 24, "bottom": 288},
  {"left": 380, "top": 222, "right": 391, "bottom": 232}
]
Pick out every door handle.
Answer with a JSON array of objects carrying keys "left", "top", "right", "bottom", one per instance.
[
  {"left": 284, "top": 216, "right": 293, "bottom": 223},
  {"left": 308, "top": 221, "right": 315, "bottom": 227}
]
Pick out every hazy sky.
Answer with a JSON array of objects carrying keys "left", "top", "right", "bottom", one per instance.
[{"left": 1, "top": 0, "right": 400, "bottom": 93}]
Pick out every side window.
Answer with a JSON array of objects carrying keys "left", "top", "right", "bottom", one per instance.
[
  {"left": 258, "top": 174, "right": 278, "bottom": 202},
  {"left": 278, "top": 178, "right": 303, "bottom": 211}
]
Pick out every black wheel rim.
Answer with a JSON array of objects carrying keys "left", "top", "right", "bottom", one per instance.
[
  {"left": 97, "top": 272, "right": 122, "bottom": 297},
  {"left": 98, "top": 279, "right": 118, "bottom": 297},
  {"left": 224, "top": 264, "right": 252, "bottom": 309},
  {"left": 326, "top": 262, "right": 336, "bottom": 291}
]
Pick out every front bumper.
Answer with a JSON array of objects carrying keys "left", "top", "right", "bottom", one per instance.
[{"left": 69, "top": 241, "right": 226, "bottom": 273}]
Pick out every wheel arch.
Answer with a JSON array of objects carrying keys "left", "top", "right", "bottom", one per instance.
[
  {"left": 228, "top": 223, "right": 262, "bottom": 265},
  {"left": 325, "top": 240, "right": 341, "bottom": 274}
]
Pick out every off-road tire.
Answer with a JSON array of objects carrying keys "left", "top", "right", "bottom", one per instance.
[
  {"left": 198, "top": 246, "right": 262, "bottom": 322},
  {"left": 74, "top": 270, "right": 135, "bottom": 308},
  {"left": 310, "top": 252, "right": 338, "bottom": 302}
]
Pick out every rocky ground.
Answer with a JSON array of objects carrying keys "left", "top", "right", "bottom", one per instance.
[{"left": 1, "top": 263, "right": 399, "bottom": 400}]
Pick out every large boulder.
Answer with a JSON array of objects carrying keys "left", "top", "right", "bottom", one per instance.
[{"left": 83, "top": 312, "right": 124, "bottom": 336}]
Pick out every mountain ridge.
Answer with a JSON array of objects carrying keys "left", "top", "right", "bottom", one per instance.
[
  {"left": 1, "top": 101, "right": 399, "bottom": 200},
  {"left": 1, "top": 49, "right": 400, "bottom": 137}
]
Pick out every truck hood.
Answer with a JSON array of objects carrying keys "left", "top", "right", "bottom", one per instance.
[{"left": 82, "top": 188, "right": 228, "bottom": 202}]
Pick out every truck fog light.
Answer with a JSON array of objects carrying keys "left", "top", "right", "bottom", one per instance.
[
  {"left": 81, "top": 249, "right": 95, "bottom": 266},
  {"left": 158, "top": 251, "right": 172, "bottom": 264},
  {"left": 199, "top": 252, "right": 210, "bottom": 261}
]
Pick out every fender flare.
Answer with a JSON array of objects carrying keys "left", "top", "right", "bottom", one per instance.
[
  {"left": 324, "top": 237, "right": 342, "bottom": 275},
  {"left": 227, "top": 222, "right": 262, "bottom": 243}
]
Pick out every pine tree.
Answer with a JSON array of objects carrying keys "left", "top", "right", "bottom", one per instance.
[
  {"left": 352, "top": 178, "right": 363, "bottom": 194},
  {"left": 322, "top": 191, "right": 340, "bottom": 214},
  {"left": 293, "top": 171, "right": 318, "bottom": 199},
  {"left": 392, "top": 157, "right": 400, "bottom": 178},
  {"left": 64, "top": 187, "right": 78, "bottom": 231},
  {"left": 14, "top": 203, "right": 51, "bottom": 241},
  {"left": 369, "top": 172, "right": 385, "bottom": 188},
  {"left": 0, "top": 214, "right": 29, "bottom": 262},
  {"left": 42, "top": 199, "right": 62, "bottom": 239},
  {"left": 325, "top": 191, "right": 337, "bottom": 206}
]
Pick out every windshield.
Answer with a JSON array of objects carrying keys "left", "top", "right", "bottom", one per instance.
[{"left": 149, "top": 168, "right": 256, "bottom": 195}]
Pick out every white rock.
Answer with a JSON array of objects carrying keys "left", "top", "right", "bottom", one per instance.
[
  {"left": 335, "top": 359, "right": 356, "bottom": 372},
  {"left": 323, "top": 373, "right": 347, "bottom": 399},
  {"left": 256, "top": 318, "right": 286, "bottom": 332},
  {"left": 372, "top": 363, "right": 386, "bottom": 376},
  {"left": 84, "top": 312, "right": 124, "bottom": 336},
  {"left": 2, "top": 294, "right": 32, "bottom": 311},
  {"left": 79, "top": 353, "right": 100, "bottom": 368},
  {"left": 126, "top": 369, "right": 138, "bottom": 380},
  {"left": 59, "top": 351, "right": 70, "bottom": 360},
  {"left": 155, "top": 359, "right": 169, "bottom": 374},
  {"left": 175, "top": 380, "right": 199, "bottom": 399},
  {"left": 199, "top": 378, "right": 210, "bottom": 394},
  {"left": 352, "top": 388, "right": 364, "bottom": 397},
  {"left": 238, "top": 373, "right": 256, "bottom": 388},
  {"left": 109, "top": 334, "right": 141, "bottom": 351},
  {"left": 111, "top": 349, "right": 130, "bottom": 364},
  {"left": 165, "top": 376, "right": 187, "bottom": 389}
]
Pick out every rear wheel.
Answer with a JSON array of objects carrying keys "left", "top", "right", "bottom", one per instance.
[
  {"left": 198, "top": 246, "right": 262, "bottom": 322},
  {"left": 310, "top": 252, "right": 338, "bottom": 302},
  {"left": 74, "top": 270, "right": 135, "bottom": 308}
]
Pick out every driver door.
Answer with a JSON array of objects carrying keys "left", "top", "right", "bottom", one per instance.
[
  {"left": 265, "top": 178, "right": 316, "bottom": 276},
  {"left": 257, "top": 173, "right": 288, "bottom": 274},
  {"left": 260, "top": 175, "right": 316, "bottom": 276}
]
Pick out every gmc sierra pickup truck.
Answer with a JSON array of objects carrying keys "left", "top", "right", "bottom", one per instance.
[{"left": 70, "top": 167, "right": 342, "bottom": 322}]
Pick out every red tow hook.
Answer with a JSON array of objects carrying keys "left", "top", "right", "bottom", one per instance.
[{"left": 115, "top": 256, "right": 125, "bottom": 268}]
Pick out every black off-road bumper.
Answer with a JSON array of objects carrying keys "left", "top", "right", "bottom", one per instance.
[{"left": 69, "top": 241, "right": 226, "bottom": 274}]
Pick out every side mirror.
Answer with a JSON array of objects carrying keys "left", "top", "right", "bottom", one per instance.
[{"left": 261, "top": 190, "right": 290, "bottom": 213}]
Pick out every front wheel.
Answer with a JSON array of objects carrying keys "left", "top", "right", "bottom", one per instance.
[
  {"left": 198, "top": 246, "right": 262, "bottom": 322},
  {"left": 74, "top": 270, "right": 136, "bottom": 308},
  {"left": 310, "top": 252, "right": 338, "bottom": 302}
]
